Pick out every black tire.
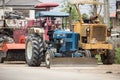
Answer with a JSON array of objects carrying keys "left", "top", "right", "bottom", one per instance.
[
  {"left": 25, "top": 34, "right": 44, "bottom": 66},
  {"left": 85, "top": 50, "right": 91, "bottom": 58},
  {"left": 101, "top": 50, "right": 115, "bottom": 65},
  {"left": 45, "top": 50, "right": 52, "bottom": 68},
  {"left": 101, "top": 54, "right": 108, "bottom": 64},
  {"left": 0, "top": 57, "right": 4, "bottom": 63},
  {"left": 107, "top": 50, "right": 115, "bottom": 64}
]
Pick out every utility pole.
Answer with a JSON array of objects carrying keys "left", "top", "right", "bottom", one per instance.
[
  {"left": 2, "top": 0, "right": 5, "bottom": 10},
  {"left": 104, "top": 0, "right": 110, "bottom": 27},
  {"left": 2, "top": 0, "right": 5, "bottom": 19},
  {"left": 93, "top": 0, "right": 98, "bottom": 16}
]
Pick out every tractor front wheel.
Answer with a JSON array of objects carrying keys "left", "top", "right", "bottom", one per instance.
[{"left": 45, "top": 50, "right": 52, "bottom": 68}]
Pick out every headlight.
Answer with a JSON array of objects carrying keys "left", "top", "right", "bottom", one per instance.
[
  {"left": 107, "top": 28, "right": 111, "bottom": 32},
  {"left": 60, "top": 39, "right": 64, "bottom": 43},
  {"left": 86, "top": 28, "right": 90, "bottom": 32},
  {"left": 55, "top": 34, "right": 65, "bottom": 37},
  {"left": 56, "top": 34, "right": 60, "bottom": 37},
  {"left": 60, "top": 34, "right": 65, "bottom": 37},
  {"left": 86, "top": 27, "right": 90, "bottom": 36},
  {"left": 107, "top": 28, "right": 111, "bottom": 36},
  {"left": 34, "top": 28, "right": 44, "bottom": 33}
]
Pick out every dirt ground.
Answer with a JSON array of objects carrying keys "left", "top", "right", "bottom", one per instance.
[{"left": 0, "top": 61, "right": 120, "bottom": 80}]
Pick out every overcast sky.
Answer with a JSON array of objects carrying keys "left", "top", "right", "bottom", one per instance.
[{"left": 39, "top": 0, "right": 116, "bottom": 15}]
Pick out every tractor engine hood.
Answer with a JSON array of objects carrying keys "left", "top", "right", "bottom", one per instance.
[{"left": 53, "top": 29, "right": 73, "bottom": 39}]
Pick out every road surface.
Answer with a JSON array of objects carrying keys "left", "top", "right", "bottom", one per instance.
[{"left": 0, "top": 62, "right": 120, "bottom": 80}]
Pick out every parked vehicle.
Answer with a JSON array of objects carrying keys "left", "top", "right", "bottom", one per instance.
[{"left": 111, "top": 30, "right": 120, "bottom": 38}]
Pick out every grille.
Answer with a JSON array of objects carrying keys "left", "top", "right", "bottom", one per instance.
[
  {"left": 66, "top": 33, "right": 72, "bottom": 50},
  {"left": 92, "top": 26, "right": 106, "bottom": 41},
  {"left": 66, "top": 42, "right": 72, "bottom": 50},
  {"left": 75, "top": 34, "right": 79, "bottom": 49},
  {"left": 66, "top": 33, "right": 72, "bottom": 38}
]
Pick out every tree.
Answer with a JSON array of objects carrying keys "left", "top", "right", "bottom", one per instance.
[
  {"left": 115, "top": 48, "right": 120, "bottom": 64},
  {"left": 82, "top": 13, "right": 89, "bottom": 20},
  {"left": 61, "top": 0, "right": 79, "bottom": 21}
]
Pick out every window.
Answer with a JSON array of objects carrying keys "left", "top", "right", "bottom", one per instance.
[{"left": 117, "top": 1, "right": 120, "bottom": 9}]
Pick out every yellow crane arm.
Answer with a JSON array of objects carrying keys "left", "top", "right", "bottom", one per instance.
[{"left": 74, "top": 4, "right": 84, "bottom": 23}]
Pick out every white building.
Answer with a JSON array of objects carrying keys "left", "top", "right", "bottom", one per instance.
[{"left": 0, "top": 0, "right": 42, "bottom": 19}]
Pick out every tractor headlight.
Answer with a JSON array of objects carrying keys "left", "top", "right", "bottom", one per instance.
[
  {"left": 107, "top": 28, "right": 111, "bottom": 36},
  {"left": 60, "top": 39, "right": 64, "bottom": 44},
  {"left": 86, "top": 28, "right": 90, "bottom": 32},
  {"left": 56, "top": 34, "right": 65, "bottom": 37},
  {"left": 86, "top": 27, "right": 90, "bottom": 36},
  {"left": 60, "top": 34, "right": 65, "bottom": 37},
  {"left": 56, "top": 34, "right": 60, "bottom": 37},
  {"left": 107, "top": 28, "right": 111, "bottom": 32},
  {"left": 33, "top": 28, "right": 44, "bottom": 34}
]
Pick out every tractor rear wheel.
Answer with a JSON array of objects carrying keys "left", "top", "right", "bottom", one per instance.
[
  {"left": 25, "top": 34, "right": 44, "bottom": 66},
  {"left": 101, "top": 50, "right": 115, "bottom": 65}
]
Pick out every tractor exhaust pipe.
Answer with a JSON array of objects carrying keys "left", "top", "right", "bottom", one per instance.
[{"left": 69, "top": 7, "right": 73, "bottom": 31}]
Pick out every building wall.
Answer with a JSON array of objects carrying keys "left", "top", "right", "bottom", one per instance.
[
  {"left": 111, "top": 18, "right": 117, "bottom": 28},
  {"left": 0, "top": 0, "right": 42, "bottom": 19},
  {"left": 29, "top": 10, "right": 35, "bottom": 19},
  {"left": 116, "top": 1, "right": 120, "bottom": 27}
]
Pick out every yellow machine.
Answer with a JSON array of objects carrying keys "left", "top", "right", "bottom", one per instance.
[{"left": 71, "top": 0, "right": 114, "bottom": 64}]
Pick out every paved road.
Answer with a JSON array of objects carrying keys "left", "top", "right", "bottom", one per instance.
[{"left": 0, "top": 62, "right": 120, "bottom": 80}]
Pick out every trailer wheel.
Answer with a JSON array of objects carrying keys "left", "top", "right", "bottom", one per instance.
[
  {"left": 101, "top": 50, "right": 115, "bottom": 65},
  {"left": 45, "top": 50, "right": 52, "bottom": 68},
  {"left": 25, "top": 35, "right": 44, "bottom": 66},
  {"left": 0, "top": 57, "right": 4, "bottom": 63}
]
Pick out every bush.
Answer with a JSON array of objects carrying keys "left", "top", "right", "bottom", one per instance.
[
  {"left": 114, "top": 48, "right": 120, "bottom": 64},
  {"left": 95, "top": 55, "right": 102, "bottom": 63}
]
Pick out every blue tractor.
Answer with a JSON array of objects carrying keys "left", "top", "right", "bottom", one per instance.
[{"left": 46, "top": 29, "right": 81, "bottom": 68}]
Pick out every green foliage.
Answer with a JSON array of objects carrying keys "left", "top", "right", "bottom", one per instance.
[
  {"left": 114, "top": 48, "right": 120, "bottom": 64},
  {"left": 110, "top": 19, "right": 113, "bottom": 28},
  {"left": 61, "top": 0, "right": 79, "bottom": 21},
  {"left": 82, "top": 13, "right": 89, "bottom": 20},
  {"left": 95, "top": 55, "right": 102, "bottom": 63}
]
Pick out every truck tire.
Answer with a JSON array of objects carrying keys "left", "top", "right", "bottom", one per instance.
[
  {"left": 107, "top": 50, "right": 115, "bottom": 64},
  {"left": 101, "top": 54, "right": 108, "bottom": 64},
  {"left": 101, "top": 50, "right": 115, "bottom": 65},
  {"left": 25, "top": 35, "right": 44, "bottom": 66}
]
